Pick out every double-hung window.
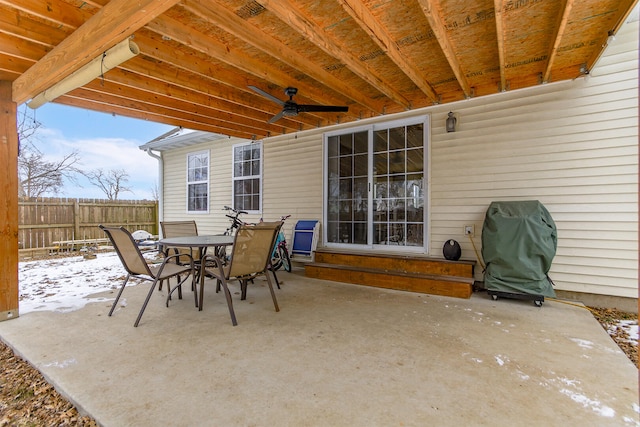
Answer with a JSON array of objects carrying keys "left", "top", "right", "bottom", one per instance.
[
  {"left": 186, "top": 150, "right": 209, "bottom": 213},
  {"left": 232, "top": 142, "right": 262, "bottom": 213}
]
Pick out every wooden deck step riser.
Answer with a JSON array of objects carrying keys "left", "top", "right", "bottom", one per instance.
[
  {"left": 305, "top": 265, "right": 473, "bottom": 299},
  {"left": 314, "top": 252, "right": 474, "bottom": 278}
]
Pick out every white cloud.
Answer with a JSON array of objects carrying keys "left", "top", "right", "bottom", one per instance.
[{"left": 32, "top": 127, "right": 158, "bottom": 200}]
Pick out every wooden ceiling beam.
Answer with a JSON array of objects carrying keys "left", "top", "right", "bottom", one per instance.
[
  {"left": 101, "top": 67, "right": 302, "bottom": 135},
  {"left": 144, "top": 14, "right": 352, "bottom": 125},
  {"left": 72, "top": 86, "right": 270, "bottom": 138},
  {"left": 120, "top": 57, "right": 311, "bottom": 132},
  {"left": 0, "top": 0, "right": 88, "bottom": 29},
  {"left": 1, "top": 0, "right": 324, "bottom": 131},
  {"left": 256, "top": 0, "right": 412, "bottom": 110},
  {"left": 0, "top": 53, "right": 32, "bottom": 76},
  {"left": 0, "top": 32, "right": 48, "bottom": 62},
  {"left": 32, "top": 18, "right": 318, "bottom": 130},
  {"left": 182, "top": 0, "right": 383, "bottom": 115},
  {"left": 543, "top": 0, "right": 573, "bottom": 83},
  {"left": 416, "top": 0, "right": 472, "bottom": 98},
  {"left": 0, "top": 3, "right": 69, "bottom": 47},
  {"left": 0, "top": 9, "right": 317, "bottom": 134},
  {"left": 11, "top": 0, "right": 181, "bottom": 105},
  {"left": 56, "top": 94, "right": 256, "bottom": 139},
  {"left": 337, "top": 0, "right": 439, "bottom": 103},
  {"left": 36, "top": 0, "right": 324, "bottom": 125},
  {"left": 493, "top": 0, "right": 506, "bottom": 92}
]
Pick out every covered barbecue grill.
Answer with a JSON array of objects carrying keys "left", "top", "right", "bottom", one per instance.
[{"left": 481, "top": 200, "right": 557, "bottom": 306}]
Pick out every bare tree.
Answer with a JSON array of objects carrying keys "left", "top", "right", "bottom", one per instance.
[
  {"left": 17, "top": 108, "right": 82, "bottom": 198},
  {"left": 17, "top": 106, "right": 39, "bottom": 144},
  {"left": 84, "top": 168, "right": 132, "bottom": 200},
  {"left": 150, "top": 182, "right": 160, "bottom": 201},
  {"left": 18, "top": 148, "right": 82, "bottom": 198}
]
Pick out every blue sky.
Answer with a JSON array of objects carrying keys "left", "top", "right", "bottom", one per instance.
[{"left": 23, "top": 103, "right": 174, "bottom": 200}]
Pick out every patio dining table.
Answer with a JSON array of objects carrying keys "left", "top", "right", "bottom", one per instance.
[
  {"left": 159, "top": 234, "right": 234, "bottom": 258},
  {"left": 158, "top": 235, "right": 234, "bottom": 310}
]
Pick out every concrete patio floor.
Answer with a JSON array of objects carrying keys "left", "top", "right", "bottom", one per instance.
[{"left": 0, "top": 268, "right": 637, "bottom": 426}]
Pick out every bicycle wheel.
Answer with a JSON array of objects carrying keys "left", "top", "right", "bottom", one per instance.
[
  {"left": 271, "top": 247, "right": 283, "bottom": 271},
  {"left": 216, "top": 232, "right": 231, "bottom": 263},
  {"left": 279, "top": 245, "right": 291, "bottom": 272}
]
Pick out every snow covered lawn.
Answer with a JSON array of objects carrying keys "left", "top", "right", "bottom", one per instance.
[{"left": 18, "top": 251, "right": 157, "bottom": 314}]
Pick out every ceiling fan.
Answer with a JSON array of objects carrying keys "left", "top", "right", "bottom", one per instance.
[{"left": 249, "top": 86, "right": 348, "bottom": 123}]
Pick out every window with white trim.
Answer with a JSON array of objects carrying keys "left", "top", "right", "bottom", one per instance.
[
  {"left": 186, "top": 150, "right": 209, "bottom": 213},
  {"left": 232, "top": 142, "right": 262, "bottom": 213}
]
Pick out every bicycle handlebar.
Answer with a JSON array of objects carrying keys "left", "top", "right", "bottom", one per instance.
[
  {"left": 223, "top": 205, "right": 247, "bottom": 215},
  {"left": 223, "top": 207, "right": 290, "bottom": 232}
]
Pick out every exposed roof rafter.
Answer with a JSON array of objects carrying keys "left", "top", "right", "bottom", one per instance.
[
  {"left": 182, "top": 0, "right": 381, "bottom": 115},
  {"left": 12, "top": 0, "right": 181, "bottom": 104},
  {"left": 416, "top": 0, "right": 473, "bottom": 98},
  {"left": 543, "top": 0, "right": 574, "bottom": 83},
  {"left": 0, "top": 0, "right": 634, "bottom": 138},
  {"left": 337, "top": 0, "right": 439, "bottom": 103},
  {"left": 256, "top": 0, "right": 413, "bottom": 109},
  {"left": 493, "top": 0, "right": 507, "bottom": 92}
]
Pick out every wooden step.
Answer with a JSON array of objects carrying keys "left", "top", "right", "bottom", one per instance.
[
  {"left": 305, "top": 249, "right": 475, "bottom": 299},
  {"left": 314, "top": 250, "right": 475, "bottom": 278},
  {"left": 305, "top": 263, "right": 473, "bottom": 299}
]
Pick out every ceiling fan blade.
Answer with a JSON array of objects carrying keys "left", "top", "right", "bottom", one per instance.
[
  {"left": 296, "top": 104, "right": 349, "bottom": 113},
  {"left": 268, "top": 110, "right": 286, "bottom": 123},
  {"left": 248, "top": 85, "right": 285, "bottom": 106}
]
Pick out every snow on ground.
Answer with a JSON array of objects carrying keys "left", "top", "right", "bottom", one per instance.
[
  {"left": 608, "top": 321, "right": 639, "bottom": 347},
  {"left": 18, "top": 251, "right": 155, "bottom": 314}
]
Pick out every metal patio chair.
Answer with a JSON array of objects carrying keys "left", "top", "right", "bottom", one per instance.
[
  {"left": 159, "top": 220, "right": 200, "bottom": 291},
  {"left": 160, "top": 220, "right": 200, "bottom": 262},
  {"left": 100, "top": 225, "right": 195, "bottom": 327},
  {"left": 199, "top": 221, "right": 282, "bottom": 326}
]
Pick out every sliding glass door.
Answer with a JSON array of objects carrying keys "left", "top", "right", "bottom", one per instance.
[{"left": 325, "top": 117, "right": 428, "bottom": 252}]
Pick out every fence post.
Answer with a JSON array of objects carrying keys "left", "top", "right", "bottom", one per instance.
[{"left": 74, "top": 198, "right": 80, "bottom": 239}]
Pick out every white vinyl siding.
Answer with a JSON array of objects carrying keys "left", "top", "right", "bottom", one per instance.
[
  {"left": 260, "top": 15, "right": 638, "bottom": 298},
  {"left": 159, "top": 12, "right": 637, "bottom": 299},
  {"left": 162, "top": 138, "right": 235, "bottom": 234}
]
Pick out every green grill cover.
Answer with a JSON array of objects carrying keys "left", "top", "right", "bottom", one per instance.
[{"left": 482, "top": 201, "right": 557, "bottom": 297}]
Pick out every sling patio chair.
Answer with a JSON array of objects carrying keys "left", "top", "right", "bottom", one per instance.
[
  {"left": 100, "top": 225, "right": 196, "bottom": 327},
  {"left": 199, "top": 221, "right": 282, "bottom": 326},
  {"left": 160, "top": 220, "right": 200, "bottom": 262},
  {"left": 159, "top": 220, "right": 200, "bottom": 291}
]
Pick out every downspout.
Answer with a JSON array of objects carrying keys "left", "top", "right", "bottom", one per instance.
[{"left": 145, "top": 148, "right": 163, "bottom": 236}]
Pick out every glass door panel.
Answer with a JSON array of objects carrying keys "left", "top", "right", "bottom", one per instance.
[
  {"left": 373, "top": 123, "right": 424, "bottom": 247},
  {"left": 327, "top": 131, "right": 368, "bottom": 244}
]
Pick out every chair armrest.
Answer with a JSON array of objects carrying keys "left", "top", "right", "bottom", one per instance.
[
  {"left": 200, "top": 254, "right": 226, "bottom": 280},
  {"left": 156, "top": 252, "right": 195, "bottom": 276}
]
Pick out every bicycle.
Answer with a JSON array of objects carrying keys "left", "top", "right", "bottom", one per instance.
[
  {"left": 270, "top": 215, "right": 291, "bottom": 272},
  {"left": 223, "top": 205, "right": 248, "bottom": 235},
  {"left": 216, "top": 205, "right": 247, "bottom": 261}
]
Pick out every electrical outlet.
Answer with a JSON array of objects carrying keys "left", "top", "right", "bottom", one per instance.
[{"left": 464, "top": 225, "right": 474, "bottom": 236}]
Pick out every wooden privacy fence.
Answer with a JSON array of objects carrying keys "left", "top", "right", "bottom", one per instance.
[{"left": 18, "top": 197, "right": 158, "bottom": 250}]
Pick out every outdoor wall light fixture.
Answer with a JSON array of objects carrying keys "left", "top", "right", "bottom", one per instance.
[
  {"left": 27, "top": 38, "right": 139, "bottom": 109},
  {"left": 446, "top": 112, "right": 457, "bottom": 132}
]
